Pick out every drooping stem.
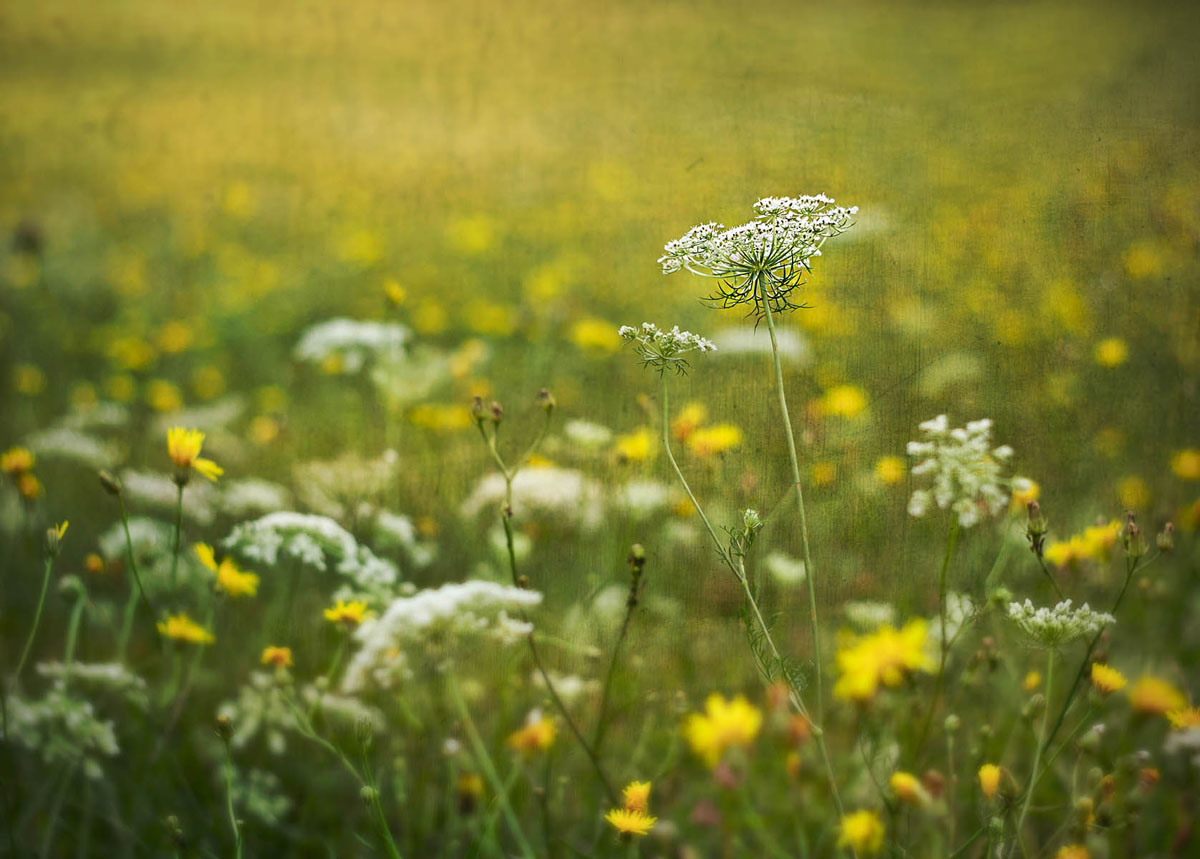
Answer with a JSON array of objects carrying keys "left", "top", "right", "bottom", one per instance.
[
  {"left": 14, "top": 557, "right": 54, "bottom": 685},
  {"left": 761, "top": 298, "right": 825, "bottom": 722}
]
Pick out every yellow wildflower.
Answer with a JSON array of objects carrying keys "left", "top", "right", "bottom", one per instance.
[
  {"left": 146, "top": 379, "right": 183, "bottom": 412},
  {"left": 507, "top": 712, "right": 556, "bottom": 754},
  {"left": 1080, "top": 519, "right": 1121, "bottom": 557},
  {"left": 874, "top": 455, "right": 905, "bottom": 486},
  {"left": 1023, "top": 671, "right": 1042, "bottom": 692},
  {"left": 1117, "top": 476, "right": 1149, "bottom": 510},
  {"left": 683, "top": 693, "right": 763, "bottom": 768},
  {"left": 978, "top": 764, "right": 1001, "bottom": 799},
  {"left": 833, "top": 619, "right": 933, "bottom": 702},
  {"left": 85, "top": 553, "right": 105, "bottom": 575},
  {"left": 811, "top": 461, "right": 837, "bottom": 487},
  {"left": 1167, "top": 707, "right": 1200, "bottom": 730},
  {"left": 1011, "top": 477, "right": 1040, "bottom": 508},
  {"left": 261, "top": 646, "right": 293, "bottom": 668},
  {"left": 324, "top": 600, "right": 371, "bottom": 628},
  {"left": 1094, "top": 337, "right": 1128, "bottom": 367},
  {"left": 195, "top": 543, "right": 259, "bottom": 599},
  {"left": 1128, "top": 675, "right": 1187, "bottom": 716},
  {"left": 17, "top": 474, "right": 42, "bottom": 500},
  {"left": 14, "top": 364, "right": 45, "bottom": 396},
  {"left": 570, "top": 317, "right": 621, "bottom": 353},
  {"left": 622, "top": 781, "right": 651, "bottom": 813},
  {"left": 686, "top": 423, "right": 743, "bottom": 457},
  {"left": 889, "top": 771, "right": 928, "bottom": 806},
  {"left": 1053, "top": 846, "right": 1089, "bottom": 859},
  {"left": 1090, "top": 663, "right": 1127, "bottom": 696},
  {"left": 409, "top": 404, "right": 473, "bottom": 432},
  {"left": 603, "top": 808, "right": 656, "bottom": 837},
  {"left": 157, "top": 613, "right": 214, "bottom": 645},
  {"left": 671, "top": 402, "right": 708, "bottom": 441},
  {"left": 614, "top": 428, "right": 655, "bottom": 463},
  {"left": 820, "top": 384, "right": 868, "bottom": 419},
  {"left": 167, "top": 427, "right": 223, "bottom": 482},
  {"left": 1, "top": 447, "right": 34, "bottom": 474},
  {"left": 1171, "top": 449, "right": 1200, "bottom": 481},
  {"left": 837, "top": 810, "right": 884, "bottom": 854}
]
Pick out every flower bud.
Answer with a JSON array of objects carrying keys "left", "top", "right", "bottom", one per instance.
[
  {"left": 537, "top": 388, "right": 556, "bottom": 415},
  {"left": 57, "top": 574, "right": 85, "bottom": 603},
  {"left": 944, "top": 714, "right": 961, "bottom": 734},
  {"left": 215, "top": 713, "right": 233, "bottom": 742},
  {"left": 470, "top": 396, "right": 486, "bottom": 425},
  {"left": 98, "top": 470, "right": 122, "bottom": 496},
  {"left": 1022, "top": 693, "right": 1046, "bottom": 722},
  {"left": 1123, "top": 515, "right": 1148, "bottom": 559},
  {"left": 1156, "top": 522, "right": 1174, "bottom": 553},
  {"left": 1026, "top": 500, "right": 1048, "bottom": 557},
  {"left": 360, "top": 786, "right": 379, "bottom": 804},
  {"left": 489, "top": 401, "right": 504, "bottom": 424},
  {"left": 355, "top": 715, "right": 375, "bottom": 749}
]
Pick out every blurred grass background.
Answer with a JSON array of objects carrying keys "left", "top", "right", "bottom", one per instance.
[{"left": 1, "top": 0, "right": 1198, "bottom": 618}]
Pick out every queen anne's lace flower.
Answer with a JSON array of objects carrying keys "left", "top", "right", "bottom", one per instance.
[
  {"left": 1007, "top": 599, "right": 1115, "bottom": 648},
  {"left": 294, "top": 318, "right": 410, "bottom": 373},
  {"left": 659, "top": 195, "right": 857, "bottom": 316},
  {"left": 906, "top": 416, "right": 1014, "bottom": 528},
  {"left": 341, "top": 581, "right": 543, "bottom": 693},
  {"left": 618, "top": 322, "right": 717, "bottom": 375},
  {"left": 3, "top": 686, "right": 119, "bottom": 779}
]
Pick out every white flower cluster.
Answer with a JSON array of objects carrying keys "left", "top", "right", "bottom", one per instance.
[
  {"left": 294, "top": 318, "right": 411, "bottom": 373},
  {"left": 1006, "top": 599, "right": 1115, "bottom": 648},
  {"left": 25, "top": 427, "right": 120, "bottom": 470},
  {"left": 618, "top": 322, "right": 717, "bottom": 375},
  {"left": 36, "top": 661, "right": 149, "bottom": 709},
  {"left": 460, "top": 467, "right": 605, "bottom": 531},
  {"left": 219, "top": 478, "right": 294, "bottom": 518},
  {"left": 659, "top": 195, "right": 857, "bottom": 314},
  {"left": 906, "top": 416, "right": 1014, "bottom": 528},
  {"left": 934, "top": 592, "right": 977, "bottom": 644},
  {"left": 218, "top": 671, "right": 298, "bottom": 755},
  {"left": 341, "top": 581, "right": 544, "bottom": 693},
  {"left": 223, "top": 512, "right": 401, "bottom": 603},
  {"left": 3, "top": 686, "right": 119, "bottom": 779},
  {"left": 843, "top": 600, "right": 897, "bottom": 631},
  {"left": 119, "top": 468, "right": 220, "bottom": 525}
]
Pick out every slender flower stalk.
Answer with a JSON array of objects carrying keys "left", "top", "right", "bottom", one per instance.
[
  {"left": 592, "top": 546, "right": 646, "bottom": 757},
  {"left": 914, "top": 519, "right": 960, "bottom": 757},
  {"left": 14, "top": 522, "right": 67, "bottom": 685},
  {"left": 1009, "top": 649, "right": 1055, "bottom": 859}
]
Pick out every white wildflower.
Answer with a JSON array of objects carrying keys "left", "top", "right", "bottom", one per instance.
[
  {"left": 2, "top": 686, "right": 119, "bottom": 780},
  {"left": 35, "top": 661, "right": 148, "bottom": 709},
  {"left": 460, "top": 467, "right": 605, "bottom": 530},
  {"left": 24, "top": 427, "right": 120, "bottom": 470},
  {"left": 843, "top": 601, "right": 897, "bottom": 631},
  {"left": 764, "top": 551, "right": 807, "bottom": 585},
  {"left": 659, "top": 195, "right": 857, "bottom": 315},
  {"left": 220, "top": 478, "right": 293, "bottom": 518},
  {"left": 119, "top": 468, "right": 219, "bottom": 526},
  {"left": 1006, "top": 599, "right": 1115, "bottom": 648},
  {"left": 341, "top": 581, "right": 543, "bottom": 693},
  {"left": 295, "top": 318, "right": 411, "bottom": 373},
  {"left": 906, "top": 415, "right": 1014, "bottom": 528},
  {"left": 618, "top": 322, "right": 716, "bottom": 375},
  {"left": 562, "top": 419, "right": 613, "bottom": 450},
  {"left": 710, "top": 325, "right": 811, "bottom": 364},
  {"left": 615, "top": 479, "right": 671, "bottom": 520}
]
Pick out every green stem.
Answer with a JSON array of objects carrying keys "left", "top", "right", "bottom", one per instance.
[
  {"left": 116, "top": 496, "right": 155, "bottom": 662},
  {"left": 222, "top": 742, "right": 243, "bottom": 859},
  {"left": 447, "top": 674, "right": 536, "bottom": 859},
  {"left": 1011, "top": 649, "right": 1054, "bottom": 858},
  {"left": 914, "top": 518, "right": 960, "bottom": 757},
  {"left": 169, "top": 482, "right": 184, "bottom": 591},
  {"left": 62, "top": 589, "right": 87, "bottom": 686},
  {"left": 591, "top": 563, "right": 641, "bottom": 757},
  {"left": 13, "top": 557, "right": 54, "bottom": 684},
  {"left": 761, "top": 299, "right": 825, "bottom": 722}
]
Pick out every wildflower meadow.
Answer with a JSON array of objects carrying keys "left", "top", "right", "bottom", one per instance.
[{"left": 1, "top": 1, "right": 1198, "bottom": 857}]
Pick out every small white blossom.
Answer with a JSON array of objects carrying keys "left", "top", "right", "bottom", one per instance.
[
  {"left": 294, "top": 318, "right": 411, "bottom": 373},
  {"left": 3, "top": 686, "right": 119, "bottom": 780},
  {"left": 619, "top": 322, "right": 716, "bottom": 375},
  {"left": 460, "top": 467, "right": 605, "bottom": 530},
  {"left": 1006, "top": 599, "right": 1115, "bottom": 648},
  {"left": 906, "top": 415, "right": 1015, "bottom": 528}
]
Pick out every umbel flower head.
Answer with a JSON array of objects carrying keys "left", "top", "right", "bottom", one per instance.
[
  {"left": 1006, "top": 599, "right": 1114, "bottom": 648},
  {"left": 618, "top": 322, "right": 716, "bottom": 376},
  {"left": 906, "top": 416, "right": 1014, "bottom": 528},
  {"left": 659, "top": 195, "right": 857, "bottom": 317}
]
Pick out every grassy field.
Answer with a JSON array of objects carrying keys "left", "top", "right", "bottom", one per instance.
[{"left": 1, "top": 1, "right": 1198, "bottom": 856}]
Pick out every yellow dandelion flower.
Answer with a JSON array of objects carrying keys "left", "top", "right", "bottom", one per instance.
[
  {"left": 978, "top": 764, "right": 1001, "bottom": 799},
  {"left": 146, "top": 379, "right": 183, "bottom": 412},
  {"left": 686, "top": 424, "right": 743, "bottom": 457},
  {"left": 1053, "top": 846, "right": 1089, "bottom": 859},
  {"left": 682, "top": 693, "right": 763, "bottom": 768},
  {"left": 216, "top": 559, "right": 259, "bottom": 599},
  {"left": 1080, "top": 519, "right": 1122, "bottom": 558},
  {"left": 1, "top": 446, "right": 35, "bottom": 474},
  {"left": 837, "top": 810, "right": 884, "bottom": 854},
  {"left": 622, "top": 781, "right": 651, "bottom": 813},
  {"left": 604, "top": 808, "right": 656, "bottom": 837},
  {"left": 1023, "top": 671, "right": 1042, "bottom": 692},
  {"left": 1090, "top": 663, "right": 1127, "bottom": 695},
  {"left": 167, "top": 427, "right": 223, "bottom": 482},
  {"left": 570, "top": 317, "right": 621, "bottom": 353},
  {"left": 820, "top": 384, "right": 868, "bottom": 419},
  {"left": 506, "top": 712, "right": 556, "bottom": 754},
  {"left": 671, "top": 402, "right": 708, "bottom": 441},
  {"left": 614, "top": 428, "right": 655, "bottom": 463},
  {"left": 324, "top": 599, "right": 371, "bottom": 628},
  {"left": 1167, "top": 707, "right": 1200, "bottom": 730},
  {"left": 17, "top": 473, "right": 42, "bottom": 500},
  {"left": 1094, "top": 337, "right": 1128, "bottom": 367},
  {"left": 157, "top": 613, "right": 214, "bottom": 645},
  {"left": 383, "top": 279, "right": 406, "bottom": 306},
  {"left": 85, "top": 553, "right": 105, "bottom": 575},
  {"left": 194, "top": 543, "right": 218, "bottom": 573},
  {"left": 1171, "top": 449, "right": 1200, "bottom": 481},
  {"left": 889, "top": 771, "right": 927, "bottom": 806},
  {"left": 1129, "top": 675, "right": 1187, "bottom": 716},
  {"left": 261, "top": 646, "right": 293, "bottom": 668},
  {"left": 1117, "top": 476, "right": 1149, "bottom": 510},
  {"left": 833, "top": 619, "right": 933, "bottom": 703},
  {"left": 810, "top": 460, "right": 837, "bottom": 487},
  {"left": 874, "top": 456, "right": 905, "bottom": 486}
]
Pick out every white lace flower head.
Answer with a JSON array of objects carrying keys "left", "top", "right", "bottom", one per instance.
[
  {"left": 1006, "top": 599, "right": 1114, "bottom": 648},
  {"left": 618, "top": 322, "right": 717, "bottom": 375},
  {"left": 906, "top": 415, "right": 1014, "bottom": 528},
  {"left": 659, "top": 195, "right": 857, "bottom": 316}
]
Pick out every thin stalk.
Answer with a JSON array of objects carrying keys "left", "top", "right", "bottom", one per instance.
[
  {"left": 447, "top": 674, "right": 536, "bottom": 859},
  {"left": 761, "top": 298, "right": 825, "bottom": 722},
  {"left": 116, "top": 495, "right": 155, "bottom": 661},
  {"left": 592, "top": 557, "right": 643, "bottom": 757},
  {"left": 222, "top": 741, "right": 243, "bottom": 859},
  {"left": 14, "top": 557, "right": 54, "bottom": 684},
  {"left": 914, "top": 518, "right": 960, "bottom": 757},
  {"left": 62, "top": 588, "right": 87, "bottom": 686},
  {"left": 1010, "top": 649, "right": 1055, "bottom": 859},
  {"left": 168, "top": 482, "right": 184, "bottom": 591}
]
